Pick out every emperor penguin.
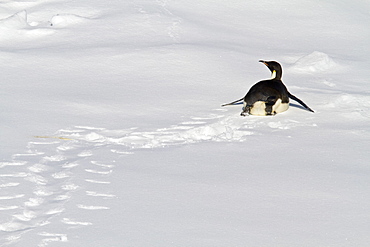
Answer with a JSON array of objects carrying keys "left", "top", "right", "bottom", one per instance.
[{"left": 222, "top": 60, "right": 314, "bottom": 116}]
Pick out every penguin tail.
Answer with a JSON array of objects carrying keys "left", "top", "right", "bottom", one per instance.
[
  {"left": 288, "top": 92, "right": 314, "bottom": 113},
  {"left": 221, "top": 97, "right": 244, "bottom": 107}
]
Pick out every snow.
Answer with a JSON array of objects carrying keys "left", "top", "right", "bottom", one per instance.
[
  {"left": 1, "top": 0, "right": 370, "bottom": 246},
  {"left": 288, "top": 51, "right": 338, "bottom": 73}
]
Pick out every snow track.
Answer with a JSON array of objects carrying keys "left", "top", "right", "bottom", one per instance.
[
  {"left": 3, "top": 93, "right": 370, "bottom": 245},
  {"left": 0, "top": 112, "right": 318, "bottom": 246},
  {"left": 0, "top": 127, "right": 116, "bottom": 246}
]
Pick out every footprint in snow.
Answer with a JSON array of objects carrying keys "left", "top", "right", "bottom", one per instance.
[
  {"left": 0, "top": 131, "right": 116, "bottom": 246},
  {"left": 0, "top": 111, "right": 318, "bottom": 245}
]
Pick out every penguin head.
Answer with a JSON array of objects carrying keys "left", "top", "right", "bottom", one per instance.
[{"left": 259, "top": 60, "right": 282, "bottom": 80}]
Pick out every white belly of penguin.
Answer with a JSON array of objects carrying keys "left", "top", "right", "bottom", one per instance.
[
  {"left": 249, "top": 99, "right": 289, "bottom": 116},
  {"left": 273, "top": 99, "right": 289, "bottom": 114},
  {"left": 249, "top": 101, "right": 267, "bottom": 116}
]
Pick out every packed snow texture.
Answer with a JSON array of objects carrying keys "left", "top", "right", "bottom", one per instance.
[{"left": 1, "top": 0, "right": 370, "bottom": 246}]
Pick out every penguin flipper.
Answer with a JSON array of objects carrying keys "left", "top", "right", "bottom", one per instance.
[
  {"left": 288, "top": 92, "right": 314, "bottom": 112},
  {"left": 221, "top": 97, "right": 244, "bottom": 107}
]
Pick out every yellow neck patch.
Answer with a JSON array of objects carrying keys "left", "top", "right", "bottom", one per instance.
[{"left": 271, "top": 70, "right": 277, "bottom": 79}]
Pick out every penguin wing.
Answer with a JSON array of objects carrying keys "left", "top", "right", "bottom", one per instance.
[{"left": 288, "top": 92, "right": 314, "bottom": 112}]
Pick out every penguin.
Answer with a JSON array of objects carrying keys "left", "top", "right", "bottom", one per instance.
[{"left": 222, "top": 60, "right": 314, "bottom": 116}]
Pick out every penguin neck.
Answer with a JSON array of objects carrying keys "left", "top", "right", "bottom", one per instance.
[{"left": 270, "top": 70, "right": 282, "bottom": 80}]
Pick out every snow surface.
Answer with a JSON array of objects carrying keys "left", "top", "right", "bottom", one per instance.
[{"left": 1, "top": 0, "right": 370, "bottom": 246}]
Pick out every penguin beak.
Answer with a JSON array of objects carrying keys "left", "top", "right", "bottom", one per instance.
[{"left": 259, "top": 60, "right": 268, "bottom": 66}]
